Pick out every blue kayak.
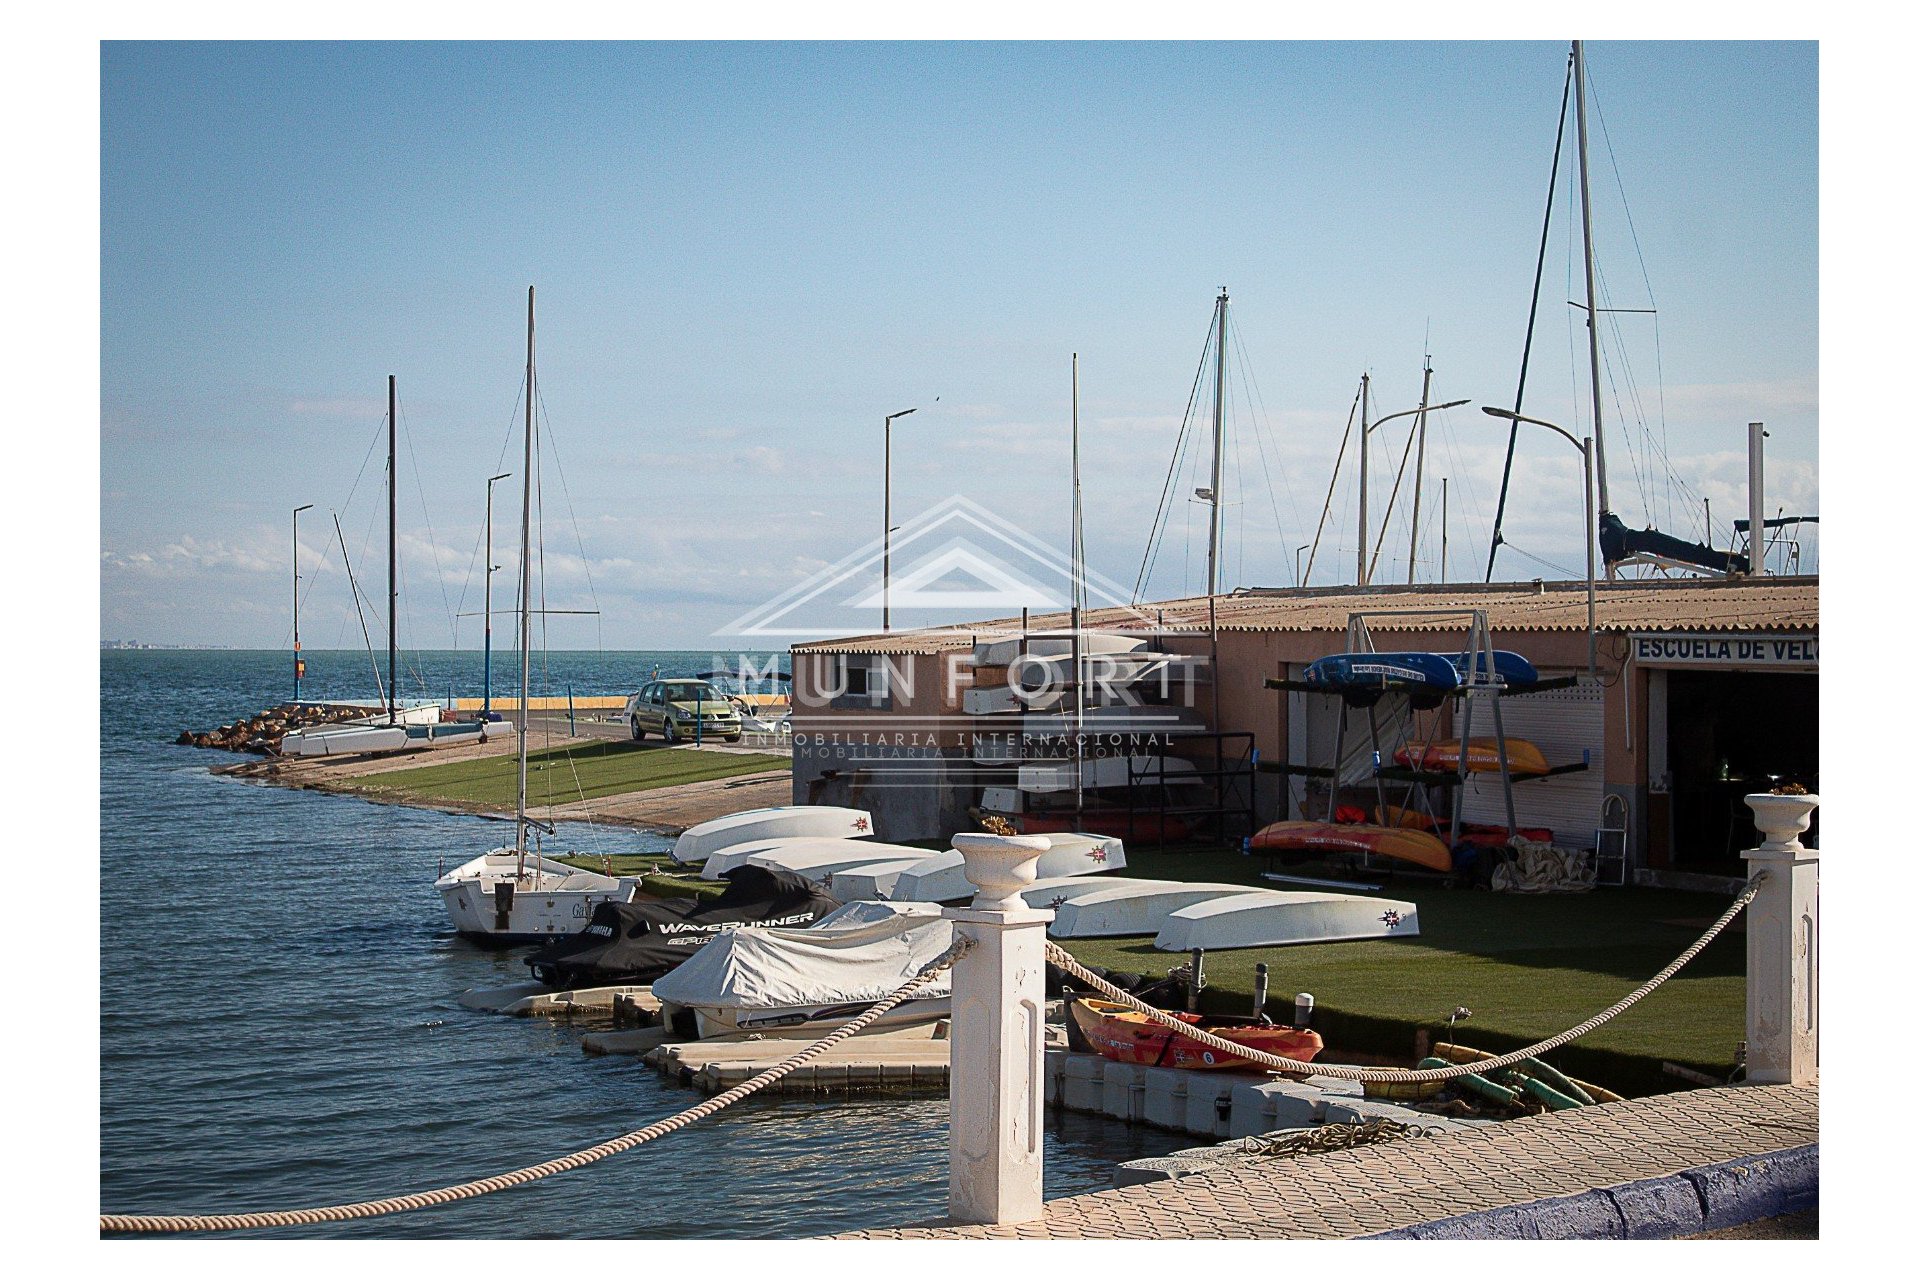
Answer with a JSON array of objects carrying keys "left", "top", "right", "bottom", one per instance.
[
  {"left": 1449, "top": 649, "right": 1541, "bottom": 688},
  {"left": 1304, "top": 652, "right": 1462, "bottom": 694}
]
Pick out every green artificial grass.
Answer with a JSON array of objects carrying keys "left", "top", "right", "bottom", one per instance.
[
  {"left": 347, "top": 741, "right": 789, "bottom": 809},
  {"left": 1056, "top": 844, "right": 1748, "bottom": 1095}
]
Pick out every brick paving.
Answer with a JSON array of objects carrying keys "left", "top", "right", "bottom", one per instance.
[{"left": 836, "top": 1083, "right": 1817, "bottom": 1239}]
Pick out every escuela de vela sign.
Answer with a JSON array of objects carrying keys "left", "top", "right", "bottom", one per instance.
[{"left": 1630, "top": 632, "right": 1818, "bottom": 670}]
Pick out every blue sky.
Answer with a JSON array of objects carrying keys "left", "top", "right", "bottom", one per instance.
[{"left": 99, "top": 39, "right": 1818, "bottom": 649}]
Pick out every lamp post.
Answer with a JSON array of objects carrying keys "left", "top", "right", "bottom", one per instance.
[
  {"left": 1296, "top": 543, "right": 1311, "bottom": 588},
  {"left": 483, "top": 472, "right": 512, "bottom": 715},
  {"left": 883, "top": 407, "right": 918, "bottom": 631},
  {"left": 1358, "top": 397, "right": 1470, "bottom": 585},
  {"left": 292, "top": 504, "right": 313, "bottom": 703},
  {"left": 1481, "top": 407, "right": 1596, "bottom": 678}
]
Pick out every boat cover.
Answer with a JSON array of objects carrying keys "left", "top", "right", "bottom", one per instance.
[
  {"left": 651, "top": 904, "right": 955, "bottom": 1009},
  {"left": 1600, "top": 511, "right": 1747, "bottom": 575},
  {"left": 1447, "top": 649, "right": 1541, "bottom": 688},
  {"left": 523, "top": 865, "right": 841, "bottom": 988},
  {"left": 1304, "top": 652, "right": 1459, "bottom": 708}
]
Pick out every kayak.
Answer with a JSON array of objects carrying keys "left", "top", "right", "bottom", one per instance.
[
  {"left": 1375, "top": 804, "right": 1555, "bottom": 848},
  {"left": 1249, "top": 819, "right": 1454, "bottom": 873},
  {"left": 1394, "top": 738, "right": 1552, "bottom": 777},
  {"left": 1068, "top": 998, "right": 1323, "bottom": 1071},
  {"left": 1304, "top": 651, "right": 1460, "bottom": 707}
]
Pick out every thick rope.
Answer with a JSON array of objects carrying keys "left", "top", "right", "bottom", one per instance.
[
  {"left": 1047, "top": 873, "right": 1762, "bottom": 1084},
  {"left": 101, "top": 940, "right": 968, "bottom": 1234}
]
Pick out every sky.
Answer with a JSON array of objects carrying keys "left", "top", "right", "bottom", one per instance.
[{"left": 99, "top": 38, "right": 1819, "bottom": 650}]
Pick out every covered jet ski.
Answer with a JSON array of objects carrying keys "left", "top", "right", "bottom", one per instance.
[{"left": 524, "top": 865, "right": 841, "bottom": 989}]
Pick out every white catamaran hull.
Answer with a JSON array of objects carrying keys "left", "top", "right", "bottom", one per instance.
[
  {"left": 1048, "top": 882, "right": 1268, "bottom": 938},
  {"left": 736, "top": 839, "right": 942, "bottom": 885},
  {"left": 436, "top": 850, "right": 639, "bottom": 944},
  {"left": 279, "top": 724, "right": 411, "bottom": 757},
  {"left": 887, "top": 833, "right": 1128, "bottom": 903}
]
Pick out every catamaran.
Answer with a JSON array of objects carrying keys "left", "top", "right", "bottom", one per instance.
[{"left": 435, "top": 287, "right": 635, "bottom": 943}]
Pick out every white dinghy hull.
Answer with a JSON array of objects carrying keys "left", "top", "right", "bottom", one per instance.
[
  {"left": 888, "top": 833, "right": 1127, "bottom": 903},
  {"left": 1048, "top": 882, "right": 1270, "bottom": 939},
  {"left": 1152, "top": 891, "right": 1420, "bottom": 951},
  {"left": 738, "top": 839, "right": 947, "bottom": 885},
  {"left": 671, "top": 806, "right": 874, "bottom": 865},
  {"left": 436, "top": 850, "right": 639, "bottom": 944}
]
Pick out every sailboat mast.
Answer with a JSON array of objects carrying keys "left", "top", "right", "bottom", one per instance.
[
  {"left": 1572, "top": 40, "right": 1612, "bottom": 527},
  {"left": 1356, "top": 373, "right": 1371, "bottom": 585},
  {"left": 1205, "top": 290, "right": 1228, "bottom": 598},
  {"left": 1406, "top": 358, "right": 1434, "bottom": 584},
  {"left": 516, "top": 288, "right": 536, "bottom": 856},
  {"left": 387, "top": 374, "right": 398, "bottom": 725},
  {"left": 1071, "top": 352, "right": 1084, "bottom": 823}
]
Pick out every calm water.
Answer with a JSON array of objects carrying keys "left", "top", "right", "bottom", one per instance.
[{"left": 100, "top": 650, "right": 1185, "bottom": 1239}]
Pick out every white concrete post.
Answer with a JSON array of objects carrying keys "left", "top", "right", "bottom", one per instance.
[
  {"left": 1742, "top": 793, "right": 1819, "bottom": 1085},
  {"left": 945, "top": 832, "right": 1054, "bottom": 1226}
]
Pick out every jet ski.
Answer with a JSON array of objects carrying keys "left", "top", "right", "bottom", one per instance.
[{"left": 524, "top": 864, "right": 842, "bottom": 989}]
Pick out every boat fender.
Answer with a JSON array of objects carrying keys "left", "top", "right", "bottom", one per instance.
[
  {"left": 1293, "top": 992, "right": 1315, "bottom": 1031},
  {"left": 1420, "top": 1058, "right": 1518, "bottom": 1106},
  {"left": 1252, "top": 963, "right": 1271, "bottom": 1022}
]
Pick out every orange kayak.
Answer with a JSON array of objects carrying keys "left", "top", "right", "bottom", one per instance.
[
  {"left": 1069, "top": 998, "right": 1323, "bottom": 1070},
  {"left": 1394, "top": 738, "right": 1551, "bottom": 777},
  {"left": 1375, "top": 805, "right": 1554, "bottom": 848},
  {"left": 1249, "top": 819, "right": 1454, "bottom": 872}
]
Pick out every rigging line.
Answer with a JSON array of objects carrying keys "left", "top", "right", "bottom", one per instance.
[
  {"left": 333, "top": 512, "right": 387, "bottom": 707},
  {"left": 1228, "top": 323, "right": 1298, "bottom": 562},
  {"left": 1503, "top": 540, "right": 1583, "bottom": 579},
  {"left": 1486, "top": 48, "right": 1574, "bottom": 583},
  {"left": 397, "top": 395, "right": 459, "bottom": 649},
  {"left": 1134, "top": 309, "right": 1217, "bottom": 602},
  {"left": 1303, "top": 382, "right": 1362, "bottom": 587},
  {"left": 531, "top": 378, "right": 602, "bottom": 613},
  {"left": 452, "top": 380, "right": 532, "bottom": 653},
  {"left": 1227, "top": 315, "right": 1306, "bottom": 533}
]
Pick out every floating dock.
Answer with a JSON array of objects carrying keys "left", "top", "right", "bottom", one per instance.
[{"left": 641, "top": 1034, "right": 957, "bottom": 1093}]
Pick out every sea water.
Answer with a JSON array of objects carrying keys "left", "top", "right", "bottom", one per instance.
[{"left": 99, "top": 650, "right": 1185, "bottom": 1238}]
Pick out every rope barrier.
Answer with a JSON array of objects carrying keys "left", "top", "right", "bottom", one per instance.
[
  {"left": 1045, "top": 872, "right": 1762, "bottom": 1084},
  {"left": 100, "top": 939, "right": 969, "bottom": 1235}
]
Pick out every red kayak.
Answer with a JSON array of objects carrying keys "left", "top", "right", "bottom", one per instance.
[
  {"left": 1250, "top": 819, "right": 1453, "bottom": 872},
  {"left": 1376, "top": 804, "right": 1554, "bottom": 848},
  {"left": 1070, "top": 998, "right": 1323, "bottom": 1071}
]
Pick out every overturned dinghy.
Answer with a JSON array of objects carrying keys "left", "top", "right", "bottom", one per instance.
[
  {"left": 889, "top": 833, "right": 1126, "bottom": 903},
  {"left": 671, "top": 805, "right": 874, "bottom": 865},
  {"left": 651, "top": 900, "right": 954, "bottom": 1039},
  {"left": 1153, "top": 890, "right": 1420, "bottom": 951},
  {"left": 1048, "top": 882, "right": 1263, "bottom": 938},
  {"left": 738, "top": 839, "right": 943, "bottom": 886},
  {"left": 524, "top": 865, "right": 841, "bottom": 989}
]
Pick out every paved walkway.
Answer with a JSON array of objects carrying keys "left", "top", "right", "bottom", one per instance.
[{"left": 838, "top": 1083, "right": 1816, "bottom": 1240}]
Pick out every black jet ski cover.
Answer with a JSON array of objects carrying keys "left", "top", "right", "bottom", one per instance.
[{"left": 525, "top": 864, "right": 842, "bottom": 989}]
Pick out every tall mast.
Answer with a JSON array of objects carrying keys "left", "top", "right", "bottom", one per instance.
[
  {"left": 1205, "top": 290, "right": 1228, "bottom": 599},
  {"left": 1406, "top": 357, "right": 1434, "bottom": 583},
  {"left": 1356, "top": 373, "right": 1371, "bottom": 585},
  {"left": 1070, "top": 352, "right": 1084, "bottom": 823},
  {"left": 1572, "top": 41, "right": 1612, "bottom": 531},
  {"left": 516, "top": 287, "right": 536, "bottom": 855},
  {"left": 387, "top": 374, "right": 397, "bottom": 725}
]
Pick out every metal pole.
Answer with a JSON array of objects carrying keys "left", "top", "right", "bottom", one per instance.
[
  {"left": 1747, "top": 421, "right": 1767, "bottom": 575},
  {"left": 1356, "top": 373, "right": 1371, "bottom": 585},
  {"left": 1440, "top": 479, "right": 1449, "bottom": 582},
  {"left": 1071, "top": 354, "right": 1084, "bottom": 825},
  {"left": 1572, "top": 40, "right": 1611, "bottom": 522},
  {"left": 883, "top": 407, "right": 917, "bottom": 631},
  {"left": 1583, "top": 437, "right": 1597, "bottom": 679},
  {"left": 387, "top": 374, "right": 398, "bottom": 725},
  {"left": 1206, "top": 290, "right": 1228, "bottom": 599},
  {"left": 1407, "top": 359, "right": 1434, "bottom": 584},
  {"left": 517, "top": 287, "right": 535, "bottom": 859},
  {"left": 484, "top": 472, "right": 510, "bottom": 714},
  {"left": 292, "top": 503, "right": 312, "bottom": 702}
]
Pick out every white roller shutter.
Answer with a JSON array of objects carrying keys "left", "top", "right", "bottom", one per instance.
[{"left": 1457, "top": 677, "right": 1604, "bottom": 848}]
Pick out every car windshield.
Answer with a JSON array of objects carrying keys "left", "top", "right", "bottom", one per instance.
[{"left": 662, "top": 682, "right": 724, "bottom": 704}]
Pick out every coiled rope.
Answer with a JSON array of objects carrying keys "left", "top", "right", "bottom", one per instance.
[
  {"left": 1044, "top": 872, "right": 1762, "bottom": 1084},
  {"left": 101, "top": 939, "right": 969, "bottom": 1234}
]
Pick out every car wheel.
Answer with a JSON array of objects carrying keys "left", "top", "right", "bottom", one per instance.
[
  {"left": 663, "top": 719, "right": 679, "bottom": 745},
  {"left": 630, "top": 716, "right": 645, "bottom": 741}
]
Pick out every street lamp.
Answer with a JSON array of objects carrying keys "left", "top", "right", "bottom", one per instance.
[
  {"left": 1481, "top": 406, "right": 1597, "bottom": 678},
  {"left": 484, "top": 472, "right": 513, "bottom": 714},
  {"left": 292, "top": 504, "right": 313, "bottom": 703},
  {"left": 883, "top": 407, "right": 918, "bottom": 631},
  {"left": 1359, "top": 397, "right": 1469, "bottom": 585},
  {"left": 1295, "top": 543, "right": 1311, "bottom": 588}
]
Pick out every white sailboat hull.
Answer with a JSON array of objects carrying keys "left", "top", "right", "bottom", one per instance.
[
  {"left": 1152, "top": 891, "right": 1420, "bottom": 952},
  {"left": 435, "top": 850, "right": 638, "bottom": 944},
  {"left": 736, "top": 839, "right": 947, "bottom": 885},
  {"left": 671, "top": 806, "right": 875, "bottom": 865}
]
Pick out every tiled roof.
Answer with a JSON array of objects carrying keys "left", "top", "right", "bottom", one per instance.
[{"left": 790, "top": 576, "right": 1818, "bottom": 654}]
